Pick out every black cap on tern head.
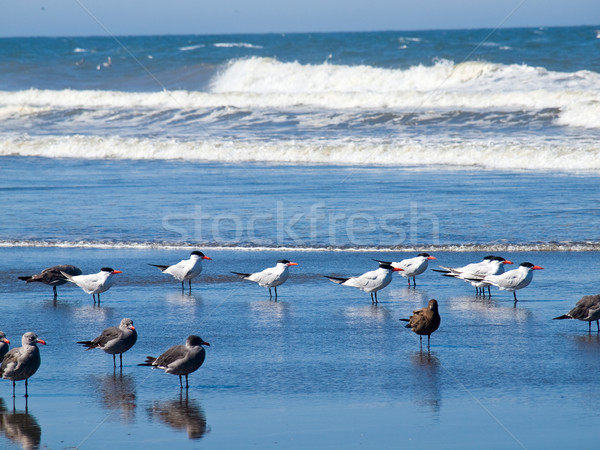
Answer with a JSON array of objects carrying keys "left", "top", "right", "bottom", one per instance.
[
  {"left": 520, "top": 262, "right": 534, "bottom": 268},
  {"left": 492, "top": 256, "right": 506, "bottom": 262},
  {"left": 191, "top": 251, "right": 206, "bottom": 257},
  {"left": 418, "top": 252, "right": 431, "bottom": 257},
  {"left": 101, "top": 267, "right": 115, "bottom": 272},
  {"left": 483, "top": 255, "right": 495, "bottom": 260},
  {"left": 277, "top": 259, "right": 290, "bottom": 264}
]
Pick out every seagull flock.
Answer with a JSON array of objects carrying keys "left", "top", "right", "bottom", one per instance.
[{"left": 2, "top": 249, "right": 593, "bottom": 397}]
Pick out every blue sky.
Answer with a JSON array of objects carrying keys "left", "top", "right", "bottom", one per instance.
[{"left": 0, "top": 0, "right": 598, "bottom": 37}]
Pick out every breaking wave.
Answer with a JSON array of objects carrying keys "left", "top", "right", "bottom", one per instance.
[
  {"left": 0, "top": 58, "right": 598, "bottom": 127},
  {"left": 1, "top": 239, "right": 599, "bottom": 252},
  {"left": 1, "top": 135, "right": 599, "bottom": 172}
]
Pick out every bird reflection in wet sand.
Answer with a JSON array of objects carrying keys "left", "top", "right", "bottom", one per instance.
[
  {"left": 573, "top": 333, "right": 600, "bottom": 349},
  {"left": 410, "top": 351, "right": 441, "bottom": 414},
  {"left": 165, "top": 291, "right": 203, "bottom": 306},
  {"left": 147, "top": 392, "right": 209, "bottom": 439},
  {"left": 94, "top": 370, "right": 137, "bottom": 424},
  {"left": 0, "top": 397, "right": 41, "bottom": 450}
]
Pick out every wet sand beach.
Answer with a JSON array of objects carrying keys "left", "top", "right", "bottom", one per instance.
[{"left": 1, "top": 247, "right": 599, "bottom": 448}]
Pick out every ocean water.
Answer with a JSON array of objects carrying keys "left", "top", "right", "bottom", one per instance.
[
  {"left": 0, "top": 26, "right": 600, "bottom": 448},
  {"left": 0, "top": 27, "right": 599, "bottom": 170}
]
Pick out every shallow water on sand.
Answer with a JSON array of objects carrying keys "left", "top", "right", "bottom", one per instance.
[
  {"left": 0, "top": 247, "right": 599, "bottom": 448},
  {"left": 1, "top": 157, "right": 599, "bottom": 250}
]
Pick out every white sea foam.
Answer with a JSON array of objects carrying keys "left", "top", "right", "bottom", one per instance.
[
  {"left": 1, "top": 239, "right": 598, "bottom": 252},
  {"left": 213, "top": 42, "right": 263, "bottom": 49},
  {"left": 1, "top": 58, "right": 598, "bottom": 129},
  {"left": 398, "top": 37, "right": 422, "bottom": 44},
  {"left": 179, "top": 44, "right": 205, "bottom": 51},
  {"left": 1, "top": 135, "right": 599, "bottom": 172}
]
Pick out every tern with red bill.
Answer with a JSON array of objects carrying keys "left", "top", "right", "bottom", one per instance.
[
  {"left": 376, "top": 253, "right": 436, "bottom": 287},
  {"left": 150, "top": 251, "right": 212, "bottom": 291},
  {"left": 77, "top": 318, "right": 137, "bottom": 367},
  {"left": 325, "top": 261, "right": 403, "bottom": 303},
  {"left": 139, "top": 335, "right": 210, "bottom": 389},
  {"left": 61, "top": 267, "right": 122, "bottom": 304},
  {"left": 435, "top": 256, "right": 513, "bottom": 296},
  {"left": 232, "top": 259, "right": 298, "bottom": 300},
  {"left": 474, "top": 262, "right": 544, "bottom": 304},
  {"left": 0, "top": 332, "right": 46, "bottom": 397}
]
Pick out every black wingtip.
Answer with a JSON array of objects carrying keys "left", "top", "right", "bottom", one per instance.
[
  {"left": 372, "top": 259, "right": 392, "bottom": 265},
  {"left": 138, "top": 356, "right": 157, "bottom": 366},
  {"left": 232, "top": 271, "right": 251, "bottom": 278},
  {"left": 324, "top": 275, "right": 349, "bottom": 284}
]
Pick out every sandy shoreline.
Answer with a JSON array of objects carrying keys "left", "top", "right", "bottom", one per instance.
[{"left": 0, "top": 247, "right": 599, "bottom": 448}]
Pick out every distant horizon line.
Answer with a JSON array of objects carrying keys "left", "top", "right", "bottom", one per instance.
[{"left": 0, "top": 23, "right": 598, "bottom": 40}]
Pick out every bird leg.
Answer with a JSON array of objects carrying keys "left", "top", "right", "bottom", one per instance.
[
  {"left": 179, "top": 375, "right": 183, "bottom": 388},
  {"left": 24, "top": 378, "right": 28, "bottom": 398},
  {"left": 185, "top": 374, "right": 189, "bottom": 389},
  {"left": 181, "top": 281, "right": 185, "bottom": 291},
  {"left": 12, "top": 380, "right": 16, "bottom": 398},
  {"left": 268, "top": 288, "right": 272, "bottom": 300},
  {"left": 120, "top": 353, "right": 123, "bottom": 367},
  {"left": 413, "top": 276, "right": 417, "bottom": 287},
  {"left": 487, "top": 286, "right": 492, "bottom": 297},
  {"left": 189, "top": 279, "right": 192, "bottom": 291},
  {"left": 407, "top": 278, "right": 411, "bottom": 287},
  {"left": 53, "top": 285, "right": 58, "bottom": 298},
  {"left": 374, "top": 292, "right": 378, "bottom": 303},
  {"left": 274, "top": 286, "right": 278, "bottom": 301},
  {"left": 597, "top": 320, "right": 599, "bottom": 333},
  {"left": 113, "top": 354, "right": 116, "bottom": 367}
]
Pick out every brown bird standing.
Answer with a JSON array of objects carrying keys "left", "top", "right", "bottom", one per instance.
[
  {"left": 553, "top": 294, "right": 600, "bottom": 333},
  {"left": 18, "top": 264, "right": 82, "bottom": 298},
  {"left": 401, "top": 299, "right": 441, "bottom": 349}
]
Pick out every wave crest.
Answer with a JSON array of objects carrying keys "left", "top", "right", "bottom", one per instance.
[
  {"left": 1, "top": 58, "right": 599, "bottom": 129},
  {"left": 1, "top": 239, "right": 598, "bottom": 252},
  {"left": 1, "top": 136, "right": 599, "bottom": 171}
]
